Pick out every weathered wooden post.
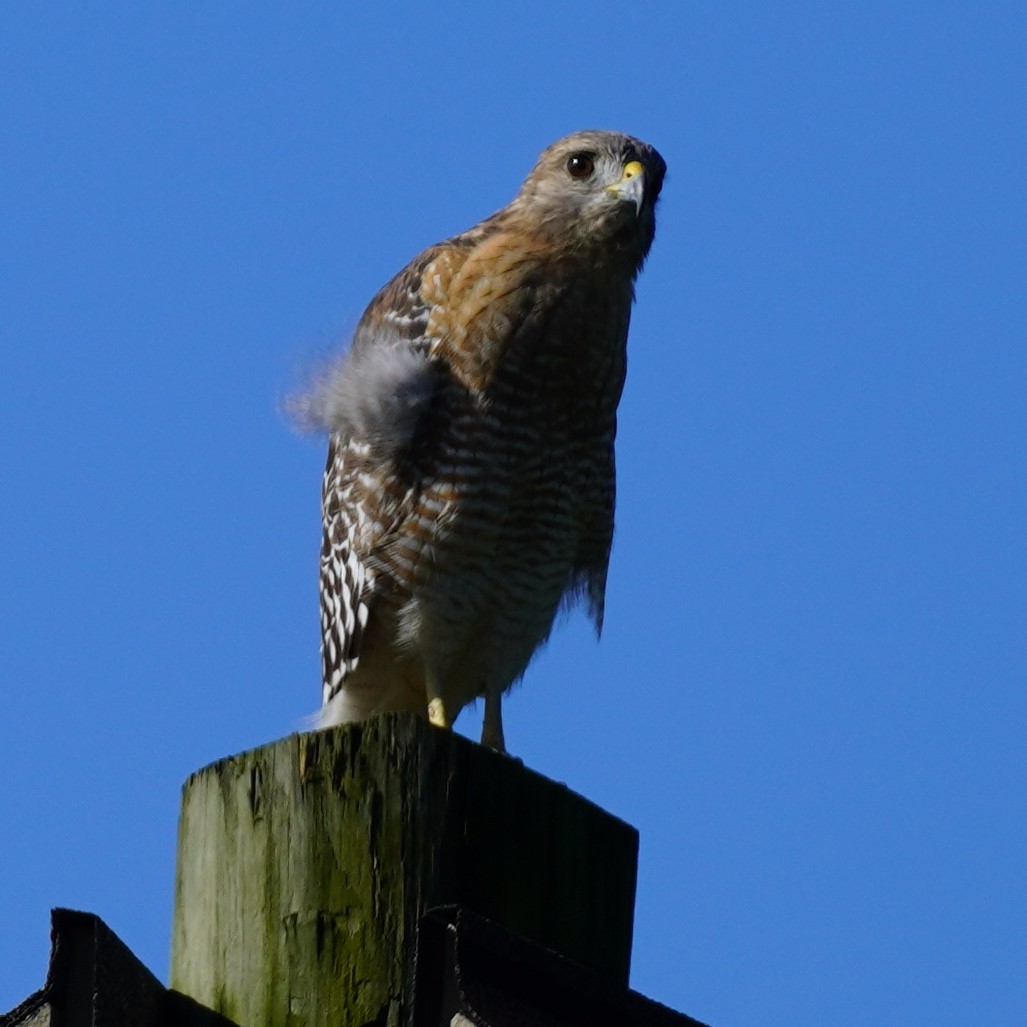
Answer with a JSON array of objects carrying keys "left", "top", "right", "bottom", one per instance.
[{"left": 170, "top": 714, "right": 639, "bottom": 1026}]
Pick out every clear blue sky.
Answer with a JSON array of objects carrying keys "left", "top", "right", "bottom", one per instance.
[{"left": 2, "top": 5, "right": 1025, "bottom": 1024}]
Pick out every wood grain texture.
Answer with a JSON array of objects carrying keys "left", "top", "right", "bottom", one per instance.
[{"left": 170, "top": 714, "right": 637, "bottom": 1026}]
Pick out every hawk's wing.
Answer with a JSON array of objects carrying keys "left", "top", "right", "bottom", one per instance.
[{"left": 318, "top": 241, "right": 475, "bottom": 703}]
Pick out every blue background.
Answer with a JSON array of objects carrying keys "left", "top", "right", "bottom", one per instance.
[{"left": 3, "top": 5, "right": 1025, "bottom": 1024}]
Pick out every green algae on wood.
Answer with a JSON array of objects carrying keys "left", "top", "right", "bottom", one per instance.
[{"left": 171, "top": 714, "right": 638, "bottom": 1026}]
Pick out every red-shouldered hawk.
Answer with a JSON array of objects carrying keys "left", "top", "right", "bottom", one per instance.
[{"left": 297, "top": 130, "right": 665, "bottom": 751}]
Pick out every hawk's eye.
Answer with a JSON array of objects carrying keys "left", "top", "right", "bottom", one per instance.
[{"left": 566, "top": 152, "right": 595, "bottom": 180}]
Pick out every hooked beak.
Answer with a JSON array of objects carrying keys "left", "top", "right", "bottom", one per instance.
[{"left": 606, "top": 160, "right": 646, "bottom": 216}]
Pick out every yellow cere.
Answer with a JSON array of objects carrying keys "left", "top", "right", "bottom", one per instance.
[{"left": 621, "top": 160, "right": 644, "bottom": 180}]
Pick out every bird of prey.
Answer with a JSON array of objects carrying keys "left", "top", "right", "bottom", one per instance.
[{"left": 295, "top": 130, "right": 665, "bottom": 751}]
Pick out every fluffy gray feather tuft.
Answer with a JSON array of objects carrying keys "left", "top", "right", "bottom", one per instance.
[{"left": 288, "top": 325, "right": 437, "bottom": 454}]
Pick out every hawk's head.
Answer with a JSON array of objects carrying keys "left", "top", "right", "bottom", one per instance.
[{"left": 510, "top": 130, "right": 665, "bottom": 268}]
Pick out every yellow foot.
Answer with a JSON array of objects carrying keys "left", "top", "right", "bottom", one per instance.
[{"left": 427, "top": 697, "right": 449, "bottom": 729}]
